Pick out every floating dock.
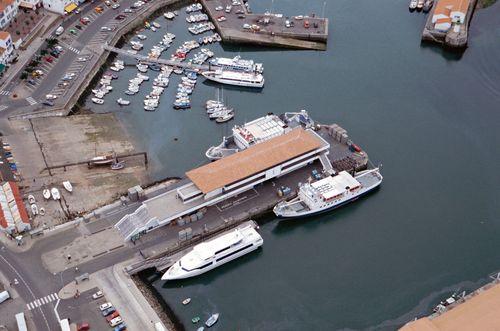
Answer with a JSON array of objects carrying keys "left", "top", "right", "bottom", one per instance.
[{"left": 199, "top": 0, "right": 328, "bottom": 50}]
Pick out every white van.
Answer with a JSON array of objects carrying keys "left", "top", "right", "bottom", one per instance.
[{"left": 55, "top": 26, "right": 64, "bottom": 36}]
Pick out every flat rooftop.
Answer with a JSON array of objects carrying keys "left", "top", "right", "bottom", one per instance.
[
  {"left": 186, "top": 128, "right": 325, "bottom": 194},
  {"left": 400, "top": 282, "right": 500, "bottom": 331}
]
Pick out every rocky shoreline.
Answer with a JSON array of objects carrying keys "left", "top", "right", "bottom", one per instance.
[{"left": 133, "top": 272, "right": 186, "bottom": 331}]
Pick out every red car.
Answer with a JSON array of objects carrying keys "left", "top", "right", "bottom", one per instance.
[
  {"left": 45, "top": 56, "right": 53, "bottom": 63},
  {"left": 77, "top": 323, "right": 90, "bottom": 331},
  {"left": 304, "top": 20, "right": 310, "bottom": 28},
  {"left": 80, "top": 18, "right": 89, "bottom": 25},
  {"left": 106, "top": 311, "right": 120, "bottom": 322}
]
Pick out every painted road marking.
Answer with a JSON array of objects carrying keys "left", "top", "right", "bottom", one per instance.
[
  {"left": 0, "top": 90, "right": 10, "bottom": 95},
  {"left": 26, "top": 97, "right": 37, "bottom": 106},
  {"left": 0, "top": 105, "right": 8, "bottom": 112},
  {"left": 27, "top": 293, "right": 58, "bottom": 310}
]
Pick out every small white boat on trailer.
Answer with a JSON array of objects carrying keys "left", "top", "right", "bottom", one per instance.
[
  {"left": 63, "top": 181, "right": 73, "bottom": 193},
  {"left": 51, "top": 187, "right": 61, "bottom": 200},
  {"left": 28, "top": 194, "right": 36, "bottom": 204},
  {"left": 43, "top": 189, "right": 51, "bottom": 200},
  {"left": 31, "top": 204, "right": 39, "bottom": 216}
]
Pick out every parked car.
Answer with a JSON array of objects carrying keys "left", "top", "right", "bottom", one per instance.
[
  {"left": 104, "top": 0, "right": 111, "bottom": 6},
  {"left": 237, "top": 14, "right": 245, "bottom": 19},
  {"left": 45, "top": 56, "right": 53, "bottom": 63},
  {"left": 216, "top": 15, "right": 226, "bottom": 22},
  {"left": 115, "top": 14, "right": 126, "bottom": 20},
  {"left": 50, "top": 50, "right": 59, "bottom": 57},
  {"left": 285, "top": 20, "right": 291, "bottom": 28},
  {"left": 27, "top": 79, "right": 36, "bottom": 86},
  {"left": 303, "top": 20, "right": 310, "bottom": 28},
  {"left": 215, "top": 5, "right": 223, "bottom": 11},
  {"left": 124, "top": 8, "right": 133, "bottom": 13},
  {"left": 54, "top": 45, "right": 63, "bottom": 52},
  {"left": 77, "top": 322, "right": 90, "bottom": 331},
  {"left": 69, "top": 29, "right": 77, "bottom": 35},
  {"left": 80, "top": 17, "right": 89, "bottom": 25},
  {"left": 95, "top": 6, "right": 104, "bottom": 13},
  {"left": 112, "top": 3, "right": 120, "bottom": 9},
  {"left": 55, "top": 26, "right": 64, "bottom": 35},
  {"left": 106, "top": 311, "right": 120, "bottom": 322},
  {"left": 114, "top": 323, "right": 126, "bottom": 331},
  {"left": 42, "top": 100, "right": 54, "bottom": 106},
  {"left": 99, "top": 302, "right": 113, "bottom": 311},
  {"left": 109, "top": 317, "right": 123, "bottom": 327},
  {"left": 75, "top": 24, "right": 82, "bottom": 30},
  {"left": 101, "top": 26, "right": 113, "bottom": 31},
  {"left": 243, "top": 23, "right": 251, "bottom": 30},
  {"left": 45, "top": 94, "right": 57, "bottom": 100},
  {"left": 102, "top": 307, "right": 116, "bottom": 317},
  {"left": 92, "top": 290, "right": 103, "bottom": 299}
]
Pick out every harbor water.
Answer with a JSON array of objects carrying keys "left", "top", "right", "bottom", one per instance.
[{"left": 91, "top": 0, "right": 500, "bottom": 329}]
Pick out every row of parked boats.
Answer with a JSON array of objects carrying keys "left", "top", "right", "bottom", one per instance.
[
  {"left": 92, "top": 62, "right": 123, "bottom": 104},
  {"left": 197, "top": 33, "right": 221, "bottom": 45},
  {"left": 205, "top": 99, "right": 234, "bottom": 123},
  {"left": 174, "top": 70, "right": 198, "bottom": 109},
  {"left": 190, "top": 48, "right": 214, "bottom": 65},
  {"left": 144, "top": 66, "right": 172, "bottom": 111},
  {"left": 186, "top": 3, "right": 203, "bottom": 13},
  {"left": 409, "top": 0, "right": 434, "bottom": 12},
  {"left": 188, "top": 22, "right": 216, "bottom": 35},
  {"left": 186, "top": 13, "right": 208, "bottom": 23}
]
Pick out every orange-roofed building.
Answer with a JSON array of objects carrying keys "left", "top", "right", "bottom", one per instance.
[
  {"left": 0, "top": 181, "right": 31, "bottom": 234},
  {"left": 0, "top": 30, "right": 12, "bottom": 64},
  {"left": 432, "top": 0, "right": 470, "bottom": 31}
]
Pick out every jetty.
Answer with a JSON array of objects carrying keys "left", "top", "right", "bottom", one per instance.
[
  {"left": 199, "top": 0, "right": 328, "bottom": 50},
  {"left": 102, "top": 44, "right": 210, "bottom": 71},
  {"left": 421, "top": 0, "right": 478, "bottom": 48}
]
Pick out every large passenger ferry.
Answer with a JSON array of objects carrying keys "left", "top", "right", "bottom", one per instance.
[
  {"left": 202, "top": 70, "right": 264, "bottom": 88},
  {"left": 205, "top": 110, "right": 315, "bottom": 160},
  {"left": 161, "top": 224, "right": 263, "bottom": 281},
  {"left": 273, "top": 168, "right": 383, "bottom": 218},
  {"left": 209, "top": 56, "right": 264, "bottom": 73}
]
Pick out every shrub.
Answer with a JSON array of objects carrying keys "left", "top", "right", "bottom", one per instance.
[{"left": 20, "top": 72, "right": 28, "bottom": 79}]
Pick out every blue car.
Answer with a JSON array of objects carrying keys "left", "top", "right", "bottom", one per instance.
[
  {"left": 114, "top": 322, "right": 126, "bottom": 331},
  {"left": 102, "top": 307, "right": 116, "bottom": 317}
]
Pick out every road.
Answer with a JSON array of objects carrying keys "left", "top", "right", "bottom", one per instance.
[{"left": 0, "top": 183, "right": 181, "bottom": 330}]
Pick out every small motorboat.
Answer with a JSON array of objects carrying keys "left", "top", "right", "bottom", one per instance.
[
  {"left": 91, "top": 154, "right": 114, "bottom": 165},
  {"left": 43, "top": 189, "right": 51, "bottom": 200},
  {"left": 205, "top": 313, "right": 219, "bottom": 328},
  {"left": 152, "top": 22, "right": 161, "bottom": 28},
  {"left": 216, "top": 112, "right": 234, "bottom": 123},
  {"left": 28, "top": 194, "right": 36, "bottom": 204},
  {"left": 196, "top": 327, "right": 204, "bottom": 331},
  {"left": 423, "top": 0, "right": 434, "bottom": 12},
  {"left": 31, "top": 204, "right": 39, "bottom": 216},
  {"left": 62, "top": 181, "right": 73, "bottom": 193},
  {"left": 39, "top": 207, "right": 45, "bottom": 216},
  {"left": 151, "top": 26, "right": 157, "bottom": 32},
  {"left": 192, "top": 317, "right": 200, "bottom": 324},
  {"left": 409, "top": 0, "right": 418, "bottom": 10},
  {"left": 125, "top": 90, "right": 137, "bottom": 95},
  {"left": 92, "top": 98, "right": 104, "bottom": 105},
  {"left": 51, "top": 187, "right": 60, "bottom": 200},
  {"left": 117, "top": 98, "right": 131, "bottom": 106},
  {"left": 111, "top": 161, "right": 125, "bottom": 170},
  {"left": 137, "top": 34, "right": 147, "bottom": 40},
  {"left": 164, "top": 12, "right": 175, "bottom": 19},
  {"left": 182, "top": 298, "right": 191, "bottom": 305},
  {"left": 173, "top": 68, "right": 183, "bottom": 75}
]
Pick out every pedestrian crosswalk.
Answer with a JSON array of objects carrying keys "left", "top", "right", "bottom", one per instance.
[
  {"left": 0, "top": 105, "right": 8, "bottom": 112},
  {"left": 67, "top": 45, "right": 81, "bottom": 54},
  {"left": 26, "top": 97, "right": 37, "bottom": 106},
  {"left": 0, "top": 90, "right": 10, "bottom": 96},
  {"left": 26, "top": 293, "right": 59, "bottom": 310}
]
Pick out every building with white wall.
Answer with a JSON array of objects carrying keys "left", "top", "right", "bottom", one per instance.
[
  {"left": 0, "top": 30, "right": 13, "bottom": 64},
  {"left": 432, "top": 0, "right": 470, "bottom": 31},
  {"left": 0, "top": 0, "right": 19, "bottom": 29},
  {"left": 42, "top": 0, "right": 76, "bottom": 15}
]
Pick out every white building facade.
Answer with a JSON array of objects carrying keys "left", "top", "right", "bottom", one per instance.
[{"left": 0, "top": 0, "right": 20, "bottom": 29}]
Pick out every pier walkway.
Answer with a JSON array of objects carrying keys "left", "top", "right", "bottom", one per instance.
[{"left": 102, "top": 44, "right": 210, "bottom": 71}]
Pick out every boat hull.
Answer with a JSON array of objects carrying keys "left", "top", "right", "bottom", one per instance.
[
  {"left": 202, "top": 72, "right": 264, "bottom": 88},
  {"left": 162, "top": 241, "right": 262, "bottom": 281},
  {"left": 274, "top": 178, "right": 382, "bottom": 219}
]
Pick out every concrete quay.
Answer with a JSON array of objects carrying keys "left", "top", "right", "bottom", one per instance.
[
  {"left": 421, "top": 0, "right": 478, "bottom": 48},
  {"left": 200, "top": 0, "right": 329, "bottom": 50}
]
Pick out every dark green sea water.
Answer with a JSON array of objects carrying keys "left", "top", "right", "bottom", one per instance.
[{"left": 92, "top": 0, "right": 500, "bottom": 329}]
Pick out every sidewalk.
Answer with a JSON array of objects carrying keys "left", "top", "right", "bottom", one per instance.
[{"left": 95, "top": 262, "right": 170, "bottom": 331}]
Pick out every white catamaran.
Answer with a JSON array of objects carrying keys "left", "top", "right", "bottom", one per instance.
[
  {"left": 161, "top": 224, "right": 263, "bottom": 281},
  {"left": 273, "top": 168, "right": 383, "bottom": 218}
]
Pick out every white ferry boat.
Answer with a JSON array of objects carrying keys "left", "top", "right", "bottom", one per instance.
[
  {"left": 273, "top": 168, "right": 383, "bottom": 218},
  {"left": 205, "top": 110, "right": 314, "bottom": 160},
  {"left": 209, "top": 56, "right": 264, "bottom": 73},
  {"left": 202, "top": 70, "right": 264, "bottom": 88},
  {"left": 161, "top": 224, "right": 263, "bottom": 281}
]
